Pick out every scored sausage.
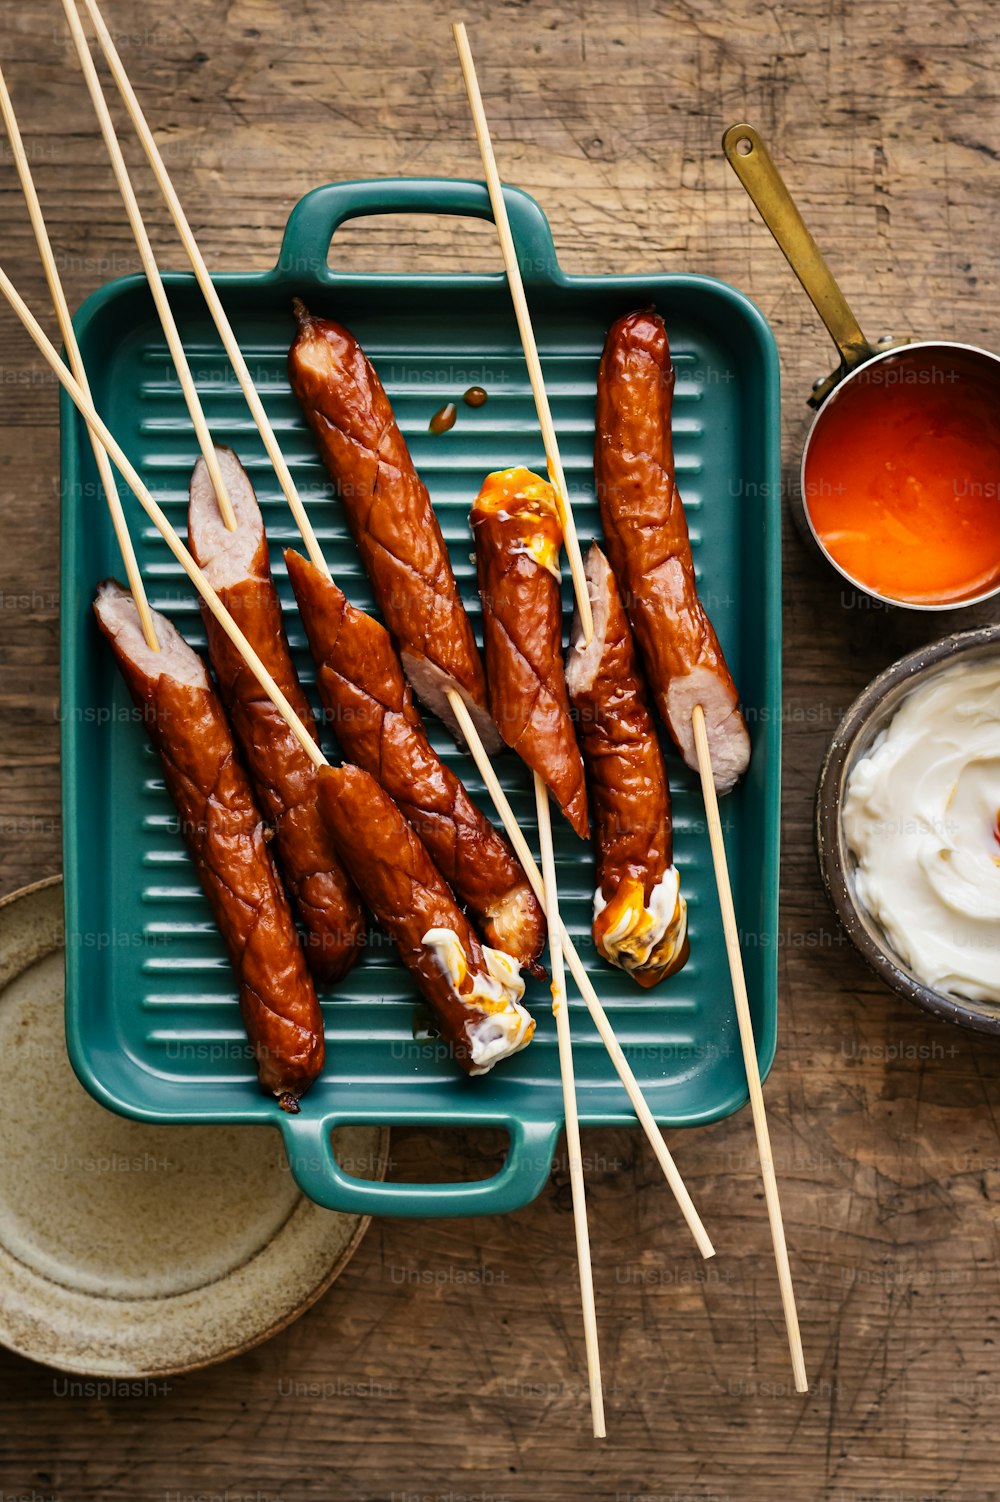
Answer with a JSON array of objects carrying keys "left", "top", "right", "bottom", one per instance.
[
  {"left": 93, "top": 581, "right": 325, "bottom": 1108},
  {"left": 566, "top": 545, "right": 688, "bottom": 986},
  {"left": 288, "top": 302, "right": 500, "bottom": 755},
  {"left": 595, "top": 309, "right": 751, "bottom": 794},
  {"left": 316, "top": 764, "right": 534, "bottom": 1076},
  {"left": 470, "top": 467, "right": 588, "bottom": 838},
  {"left": 188, "top": 446, "right": 364, "bottom": 986},
  {"left": 285, "top": 547, "right": 546, "bottom": 975}
]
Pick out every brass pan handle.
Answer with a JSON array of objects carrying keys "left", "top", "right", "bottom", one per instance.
[{"left": 723, "top": 123, "right": 883, "bottom": 405}]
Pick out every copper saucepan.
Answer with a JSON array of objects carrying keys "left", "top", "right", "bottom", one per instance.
[{"left": 723, "top": 123, "right": 1000, "bottom": 611}]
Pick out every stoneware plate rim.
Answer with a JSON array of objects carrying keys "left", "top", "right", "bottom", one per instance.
[{"left": 0, "top": 876, "right": 388, "bottom": 1377}]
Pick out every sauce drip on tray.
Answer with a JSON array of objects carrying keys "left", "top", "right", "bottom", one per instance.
[{"left": 428, "top": 402, "right": 457, "bottom": 434}]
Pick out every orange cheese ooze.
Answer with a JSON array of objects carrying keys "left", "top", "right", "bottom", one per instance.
[
  {"left": 471, "top": 467, "right": 563, "bottom": 578},
  {"left": 593, "top": 873, "right": 688, "bottom": 987}
]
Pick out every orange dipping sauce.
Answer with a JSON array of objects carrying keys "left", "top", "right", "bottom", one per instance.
[{"left": 803, "top": 347, "right": 1000, "bottom": 604}]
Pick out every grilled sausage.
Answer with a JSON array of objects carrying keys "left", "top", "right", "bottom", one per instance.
[
  {"left": 187, "top": 446, "right": 364, "bottom": 985},
  {"left": 288, "top": 302, "right": 500, "bottom": 755},
  {"left": 285, "top": 548, "right": 546, "bottom": 974},
  {"left": 93, "top": 581, "right": 324, "bottom": 1108},
  {"left": 316, "top": 764, "right": 534, "bottom": 1075},
  {"left": 595, "top": 309, "right": 750, "bottom": 794},
  {"left": 470, "top": 467, "right": 588, "bottom": 838},
  {"left": 566, "top": 545, "right": 688, "bottom": 985}
]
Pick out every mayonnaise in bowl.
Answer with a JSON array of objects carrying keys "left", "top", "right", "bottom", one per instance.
[{"left": 842, "top": 658, "right": 1000, "bottom": 1005}]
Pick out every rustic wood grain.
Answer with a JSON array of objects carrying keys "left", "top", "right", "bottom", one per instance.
[{"left": 2, "top": 0, "right": 1000, "bottom": 1498}]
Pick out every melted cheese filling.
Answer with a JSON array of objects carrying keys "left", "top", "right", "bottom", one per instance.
[
  {"left": 593, "top": 868, "right": 687, "bottom": 977},
  {"left": 472, "top": 466, "right": 563, "bottom": 579},
  {"left": 515, "top": 529, "right": 561, "bottom": 580}
]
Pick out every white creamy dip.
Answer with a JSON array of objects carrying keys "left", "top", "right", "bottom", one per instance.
[
  {"left": 842, "top": 659, "right": 1000, "bottom": 1004},
  {"left": 421, "top": 927, "right": 534, "bottom": 1073},
  {"left": 593, "top": 867, "right": 687, "bottom": 978}
]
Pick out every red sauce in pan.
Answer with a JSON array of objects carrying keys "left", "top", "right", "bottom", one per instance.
[{"left": 804, "top": 349, "right": 1000, "bottom": 604}]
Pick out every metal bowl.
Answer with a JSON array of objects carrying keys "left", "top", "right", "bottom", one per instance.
[{"left": 816, "top": 625, "right": 1000, "bottom": 1035}]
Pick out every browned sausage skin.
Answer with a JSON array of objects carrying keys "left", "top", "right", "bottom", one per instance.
[
  {"left": 470, "top": 467, "right": 589, "bottom": 839},
  {"left": 566, "top": 545, "right": 688, "bottom": 986},
  {"left": 316, "top": 764, "right": 534, "bottom": 1075},
  {"left": 93, "top": 582, "right": 325, "bottom": 1108},
  {"left": 285, "top": 547, "right": 546, "bottom": 975},
  {"left": 287, "top": 302, "right": 501, "bottom": 755},
  {"left": 187, "top": 446, "right": 364, "bottom": 986},
  {"left": 595, "top": 309, "right": 750, "bottom": 794}
]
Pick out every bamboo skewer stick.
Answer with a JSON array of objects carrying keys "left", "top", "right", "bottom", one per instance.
[
  {"left": 451, "top": 29, "right": 604, "bottom": 1415},
  {"left": 692, "top": 704, "right": 807, "bottom": 1392},
  {"left": 446, "top": 687, "right": 713, "bottom": 1259},
  {"left": 534, "top": 774, "right": 605, "bottom": 1439},
  {"left": 452, "top": 20, "right": 593, "bottom": 646},
  {"left": 451, "top": 18, "right": 799, "bottom": 1385},
  {"left": 70, "top": 6, "right": 712, "bottom": 1306},
  {"left": 0, "top": 66, "right": 159, "bottom": 652},
  {"left": 60, "top": 0, "right": 237, "bottom": 532},
  {"left": 71, "top": 1, "right": 709, "bottom": 1265},
  {"left": 451, "top": 24, "right": 718, "bottom": 1420},
  {"left": 6, "top": 27, "right": 719, "bottom": 1415},
  {"left": 76, "top": 0, "right": 329, "bottom": 577},
  {"left": 0, "top": 263, "right": 324, "bottom": 768}
]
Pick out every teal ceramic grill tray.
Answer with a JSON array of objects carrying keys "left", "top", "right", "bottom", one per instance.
[{"left": 61, "top": 179, "right": 781, "bottom": 1218}]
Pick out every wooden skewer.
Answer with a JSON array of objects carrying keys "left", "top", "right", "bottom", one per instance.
[
  {"left": 452, "top": 20, "right": 593, "bottom": 646},
  {"left": 534, "top": 774, "right": 605, "bottom": 1438},
  {"left": 0, "top": 262, "right": 324, "bottom": 768},
  {"left": 446, "top": 688, "right": 714, "bottom": 1258},
  {"left": 0, "top": 66, "right": 159, "bottom": 652},
  {"left": 691, "top": 704, "right": 807, "bottom": 1393},
  {"left": 452, "top": 30, "right": 603, "bottom": 1416},
  {"left": 74, "top": 10, "right": 706, "bottom": 1324},
  {"left": 82, "top": 0, "right": 709, "bottom": 1264},
  {"left": 77, "top": 0, "right": 329, "bottom": 577},
  {"left": 453, "top": 26, "right": 717, "bottom": 1417},
  {"left": 60, "top": 0, "right": 237, "bottom": 532},
  {"left": 5, "top": 55, "right": 684, "bottom": 1408},
  {"left": 452, "top": 19, "right": 795, "bottom": 1386}
]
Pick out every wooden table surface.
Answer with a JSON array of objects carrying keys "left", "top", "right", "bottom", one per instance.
[{"left": 2, "top": 1, "right": 1000, "bottom": 1497}]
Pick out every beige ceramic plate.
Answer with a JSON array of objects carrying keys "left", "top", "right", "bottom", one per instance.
[{"left": 0, "top": 876, "right": 388, "bottom": 1377}]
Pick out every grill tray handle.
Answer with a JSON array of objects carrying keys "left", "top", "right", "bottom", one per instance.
[
  {"left": 276, "top": 176, "right": 561, "bottom": 285},
  {"left": 281, "top": 1112, "right": 561, "bottom": 1218}
]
